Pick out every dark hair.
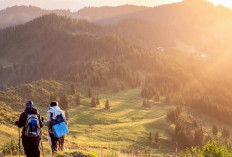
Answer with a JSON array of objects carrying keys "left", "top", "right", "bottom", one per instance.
[
  {"left": 26, "top": 100, "right": 34, "bottom": 109},
  {"left": 50, "top": 101, "right": 58, "bottom": 107}
]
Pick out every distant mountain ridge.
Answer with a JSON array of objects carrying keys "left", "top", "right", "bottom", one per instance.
[
  {"left": 0, "top": 5, "right": 149, "bottom": 29},
  {"left": 0, "top": 5, "right": 72, "bottom": 29},
  {"left": 1, "top": 0, "right": 232, "bottom": 88},
  {"left": 75, "top": 5, "right": 148, "bottom": 22},
  {"left": 1, "top": 1, "right": 232, "bottom": 29},
  {"left": 105, "top": 0, "right": 232, "bottom": 54}
]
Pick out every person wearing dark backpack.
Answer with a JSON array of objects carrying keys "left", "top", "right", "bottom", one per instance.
[
  {"left": 45, "top": 101, "right": 67, "bottom": 155},
  {"left": 15, "top": 100, "right": 43, "bottom": 157}
]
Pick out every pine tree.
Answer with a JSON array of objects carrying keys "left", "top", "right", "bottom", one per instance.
[
  {"left": 142, "top": 99, "right": 151, "bottom": 108},
  {"left": 96, "top": 97, "right": 100, "bottom": 105},
  {"left": 105, "top": 99, "right": 110, "bottom": 110},
  {"left": 149, "top": 132, "right": 152, "bottom": 145},
  {"left": 154, "top": 92, "right": 159, "bottom": 102},
  {"left": 222, "top": 128, "right": 230, "bottom": 139},
  {"left": 91, "top": 97, "right": 96, "bottom": 107},
  {"left": 194, "top": 128, "right": 204, "bottom": 146},
  {"left": 88, "top": 88, "right": 92, "bottom": 97},
  {"left": 142, "top": 100, "right": 147, "bottom": 107},
  {"left": 76, "top": 93, "right": 81, "bottom": 106},
  {"left": 154, "top": 132, "right": 159, "bottom": 145},
  {"left": 146, "top": 100, "right": 151, "bottom": 108},
  {"left": 71, "top": 84, "right": 76, "bottom": 95},
  {"left": 212, "top": 125, "right": 218, "bottom": 137}
]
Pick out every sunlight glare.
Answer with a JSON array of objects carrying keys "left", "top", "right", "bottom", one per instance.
[{"left": 207, "top": 0, "right": 232, "bottom": 8}]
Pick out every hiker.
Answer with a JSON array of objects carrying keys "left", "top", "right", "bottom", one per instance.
[
  {"left": 46, "top": 101, "right": 67, "bottom": 155},
  {"left": 15, "top": 100, "right": 43, "bottom": 157}
]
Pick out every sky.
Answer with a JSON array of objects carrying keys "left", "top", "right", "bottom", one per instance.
[{"left": 0, "top": 0, "right": 231, "bottom": 11}]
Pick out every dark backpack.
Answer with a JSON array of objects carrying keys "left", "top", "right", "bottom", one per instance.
[
  {"left": 24, "top": 114, "right": 41, "bottom": 137},
  {"left": 51, "top": 113, "right": 65, "bottom": 126}
]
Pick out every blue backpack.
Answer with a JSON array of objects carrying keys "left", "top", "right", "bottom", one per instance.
[
  {"left": 25, "top": 114, "right": 41, "bottom": 137},
  {"left": 51, "top": 113, "right": 69, "bottom": 138}
]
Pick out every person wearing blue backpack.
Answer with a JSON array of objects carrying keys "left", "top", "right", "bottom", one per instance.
[
  {"left": 15, "top": 100, "right": 43, "bottom": 157},
  {"left": 46, "top": 101, "right": 68, "bottom": 155}
]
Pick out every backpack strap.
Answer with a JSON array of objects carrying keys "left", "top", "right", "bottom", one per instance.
[
  {"left": 51, "top": 112, "right": 53, "bottom": 120},
  {"left": 49, "top": 112, "right": 54, "bottom": 133},
  {"left": 51, "top": 112, "right": 54, "bottom": 125}
]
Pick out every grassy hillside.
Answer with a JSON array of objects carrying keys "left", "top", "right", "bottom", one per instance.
[
  {"left": 0, "top": 102, "right": 18, "bottom": 146},
  {"left": 1, "top": 87, "right": 232, "bottom": 156},
  {"left": 0, "top": 87, "right": 172, "bottom": 156},
  {"left": 1, "top": 1, "right": 232, "bottom": 155},
  {"left": 0, "top": 79, "right": 63, "bottom": 112},
  {"left": 0, "top": 87, "right": 175, "bottom": 156},
  {"left": 0, "top": 79, "right": 64, "bottom": 151},
  {"left": 67, "top": 88, "right": 175, "bottom": 155},
  {"left": 54, "top": 88, "right": 232, "bottom": 156}
]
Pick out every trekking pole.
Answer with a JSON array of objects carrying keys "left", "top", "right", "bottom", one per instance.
[
  {"left": 18, "top": 128, "right": 21, "bottom": 157},
  {"left": 40, "top": 131, "right": 45, "bottom": 157}
]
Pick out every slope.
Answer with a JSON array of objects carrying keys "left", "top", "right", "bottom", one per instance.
[
  {"left": 67, "top": 88, "right": 175, "bottom": 154},
  {"left": 0, "top": 79, "right": 64, "bottom": 150},
  {"left": 99, "top": 0, "right": 232, "bottom": 54},
  {"left": 0, "top": 6, "right": 72, "bottom": 29},
  {"left": 0, "top": 14, "right": 143, "bottom": 89}
]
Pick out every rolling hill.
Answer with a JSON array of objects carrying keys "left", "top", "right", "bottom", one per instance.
[
  {"left": 0, "top": 6, "right": 72, "bottom": 29},
  {"left": 0, "top": 5, "right": 148, "bottom": 30},
  {"left": 1, "top": 0, "right": 232, "bottom": 156},
  {"left": 75, "top": 5, "right": 148, "bottom": 23},
  {"left": 2, "top": 0, "right": 232, "bottom": 55},
  {"left": 103, "top": 0, "right": 232, "bottom": 54},
  {"left": 0, "top": 14, "right": 145, "bottom": 89}
]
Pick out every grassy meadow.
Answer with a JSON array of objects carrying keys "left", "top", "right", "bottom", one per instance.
[
  {"left": 66, "top": 88, "right": 175, "bottom": 155},
  {"left": 2, "top": 87, "right": 232, "bottom": 156}
]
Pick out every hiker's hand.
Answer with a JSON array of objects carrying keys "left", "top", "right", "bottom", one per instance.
[{"left": 14, "top": 121, "right": 19, "bottom": 126}]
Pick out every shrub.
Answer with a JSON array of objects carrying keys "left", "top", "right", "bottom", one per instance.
[
  {"left": 182, "top": 141, "right": 232, "bottom": 157},
  {"left": 1, "top": 139, "right": 24, "bottom": 156},
  {"left": 167, "top": 106, "right": 182, "bottom": 122},
  {"left": 55, "top": 151, "right": 98, "bottom": 157}
]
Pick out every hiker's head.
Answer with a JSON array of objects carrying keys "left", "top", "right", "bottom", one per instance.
[
  {"left": 26, "top": 100, "right": 34, "bottom": 109},
  {"left": 50, "top": 101, "right": 58, "bottom": 107}
]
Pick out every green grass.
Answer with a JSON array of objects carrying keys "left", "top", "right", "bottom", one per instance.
[
  {"left": 67, "top": 88, "right": 175, "bottom": 155},
  {"left": 3, "top": 88, "right": 232, "bottom": 156},
  {"left": 0, "top": 125, "right": 18, "bottom": 146}
]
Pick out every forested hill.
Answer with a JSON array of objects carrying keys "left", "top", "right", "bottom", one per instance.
[
  {"left": 2, "top": 0, "right": 232, "bottom": 54},
  {"left": 0, "top": 5, "right": 147, "bottom": 30},
  {"left": 0, "top": 6, "right": 72, "bottom": 29},
  {"left": 0, "top": 0, "right": 232, "bottom": 131},
  {"left": 0, "top": 14, "right": 145, "bottom": 89},
  {"left": 104, "top": 0, "right": 232, "bottom": 54},
  {"left": 2, "top": 1, "right": 232, "bottom": 155}
]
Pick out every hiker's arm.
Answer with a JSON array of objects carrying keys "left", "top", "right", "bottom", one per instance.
[
  {"left": 62, "top": 111, "right": 68, "bottom": 125},
  {"left": 18, "top": 113, "right": 26, "bottom": 128},
  {"left": 45, "top": 112, "right": 52, "bottom": 129}
]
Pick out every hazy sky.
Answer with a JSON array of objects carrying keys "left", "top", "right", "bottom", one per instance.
[{"left": 0, "top": 0, "right": 231, "bottom": 11}]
